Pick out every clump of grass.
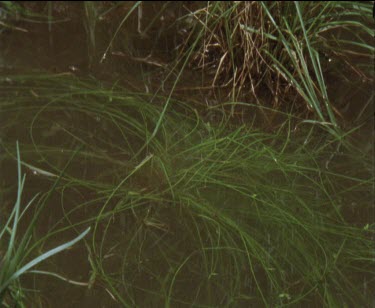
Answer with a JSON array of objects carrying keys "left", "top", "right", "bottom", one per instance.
[
  {"left": 177, "top": 1, "right": 373, "bottom": 130},
  {"left": 0, "top": 142, "right": 90, "bottom": 306},
  {"left": 0, "top": 73, "right": 373, "bottom": 306}
]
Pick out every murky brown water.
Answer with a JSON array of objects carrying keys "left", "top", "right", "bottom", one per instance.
[{"left": 1, "top": 2, "right": 373, "bottom": 307}]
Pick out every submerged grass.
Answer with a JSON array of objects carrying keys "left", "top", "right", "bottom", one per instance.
[{"left": 0, "top": 73, "right": 373, "bottom": 306}]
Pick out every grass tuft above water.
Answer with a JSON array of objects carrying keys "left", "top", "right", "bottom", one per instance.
[
  {"left": 0, "top": 141, "right": 90, "bottom": 306},
  {"left": 174, "top": 1, "right": 373, "bottom": 134}
]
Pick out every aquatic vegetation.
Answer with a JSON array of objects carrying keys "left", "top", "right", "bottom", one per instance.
[
  {"left": 0, "top": 73, "right": 373, "bottom": 306},
  {"left": 175, "top": 1, "right": 373, "bottom": 131},
  {"left": 0, "top": 142, "right": 90, "bottom": 306},
  {"left": 0, "top": 1, "right": 373, "bottom": 307},
  {"left": 2, "top": 2, "right": 372, "bottom": 133}
]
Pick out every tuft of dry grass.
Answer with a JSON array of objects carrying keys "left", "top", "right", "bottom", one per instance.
[
  {"left": 177, "top": 1, "right": 373, "bottom": 120},
  {"left": 187, "top": 2, "right": 277, "bottom": 100}
]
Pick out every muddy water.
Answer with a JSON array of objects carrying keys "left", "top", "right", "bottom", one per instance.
[{"left": 0, "top": 2, "right": 373, "bottom": 307}]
